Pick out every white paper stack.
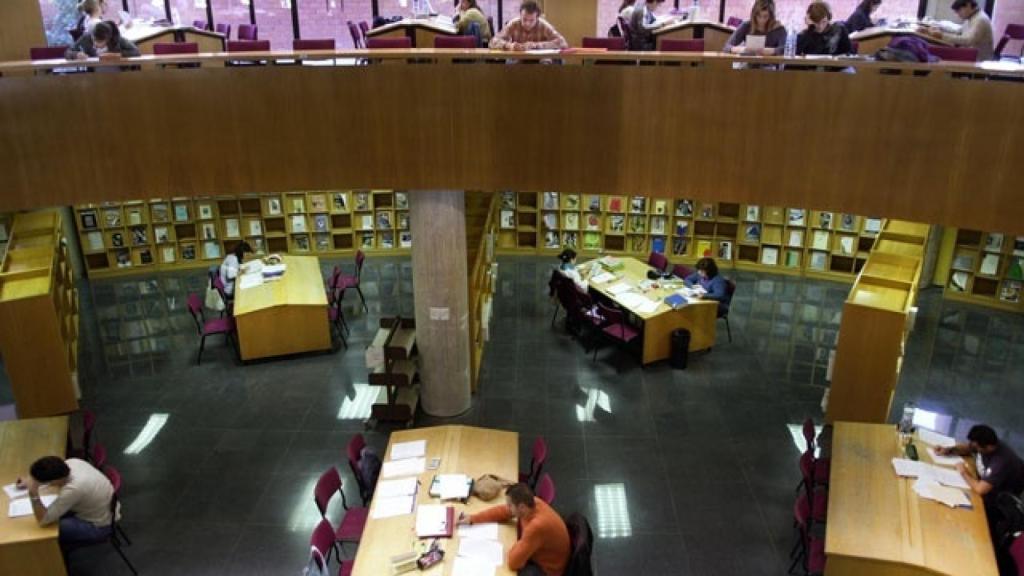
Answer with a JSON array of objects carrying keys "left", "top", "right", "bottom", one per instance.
[
  {"left": 381, "top": 457, "right": 426, "bottom": 479},
  {"left": 8, "top": 494, "right": 56, "bottom": 518},
  {"left": 455, "top": 520, "right": 503, "bottom": 575},
  {"left": 590, "top": 272, "right": 616, "bottom": 284},
  {"left": 913, "top": 478, "right": 972, "bottom": 508},
  {"left": 926, "top": 446, "right": 964, "bottom": 467},
  {"left": 415, "top": 504, "right": 450, "bottom": 537},
  {"left": 452, "top": 557, "right": 496, "bottom": 576},
  {"left": 438, "top": 474, "right": 472, "bottom": 500},
  {"left": 918, "top": 428, "right": 956, "bottom": 448},
  {"left": 238, "top": 272, "right": 264, "bottom": 291},
  {"left": 457, "top": 538, "right": 504, "bottom": 566},
  {"left": 458, "top": 522, "right": 500, "bottom": 540},
  {"left": 371, "top": 477, "right": 419, "bottom": 519},
  {"left": 891, "top": 458, "right": 971, "bottom": 490},
  {"left": 390, "top": 440, "right": 427, "bottom": 461},
  {"left": 3, "top": 483, "right": 27, "bottom": 499},
  {"left": 606, "top": 282, "right": 633, "bottom": 296}
]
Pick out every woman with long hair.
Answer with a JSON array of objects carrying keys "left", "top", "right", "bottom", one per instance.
[{"left": 724, "top": 0, "right": 788, "bottom": 55}]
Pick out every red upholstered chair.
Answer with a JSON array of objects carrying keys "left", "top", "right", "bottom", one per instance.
[
  {"left": 215, "top": 23, "right": 231, "bottom": 40},
  {"left": 719, "top": 278, "right": 736, "bottom": 342},
  {"left": 366, "top": 37, "right": 413, "bottom": 49},
  {"left": 348, "top": 21, "right": 364, "bottom": 48},
  {"left": 226, "top": 40, "right": 270, "bottom": 52},
  {"left": 66, "top": 465, "right": 137, "bottom": 575},
  {"left": 671, "top": 263, "right": 694, "bottom": 279},
  {"left": 186, "top": 293, "right": 235, "bottom": 365},
  {"left": 310, "top": 518, "right": 354, "bottom": 574},
  {"left": 30, "top": 46, "right": 68, "bottom": 60},
  {"left": 647, "top": 251, "right": 669, "bottom": 272},
  {"left": 788, "top": 490, "right": 827, "bottom": 575},
  {"left": 994, "top": 23, "right": 1024, "bottom": 59},
  {"left": 237, "top": 24, "right": 258, "bottom": 41},
  {"left": 435, "top": 35, "right": 477, "bottom": 48},
  {"left": 347, "top": 434, "right": 373, "bottom": 505},
  {"left": 90, "top": 442, "right": 108, "bottom": 469},
  {"left": 359, "top": 21, "right": 371, "bottom": 40},
  {"left": 850, "top": 40, "right": 859, "bottom": 54},
  {"left": 314, "top": 467, "right": 369, "bottom": 554},
  {"left": 536, "top": 473, "right": 556, "bottom": 505},
  {"left": 1011, "top": 534, "right": 1024, "bottom": 575},
  {"left": 661, "top": 38, "right": 704, "bottom": 52},
  {"left": 593, "top": 302, "right": 640, "bottom": 362},
  {"left": 192, "top": 19, "right": 208, "bottom": 30},
  {"left": 928, "top": 45, "right": 978, "bottom": 62},
  {"left": 328, "top": 285, "right": 349, "bottom": 348},
  {"left": 338, "top": 250, "right": 367, "bottom": 312},
  {"left": 582, "top": 36, "right": 626, "bottom": 50},
  {"left": 727, "top": 16, "right": 743, "bottom": 27},
  {"left": 153, "top": 42, "right": 199, "bottom": 55},
  {"left": 294, "top": 38, "right": 336, "bottom": 50},
  {"left": 519, "top": 437, "right": 548, "bottom": 490}
]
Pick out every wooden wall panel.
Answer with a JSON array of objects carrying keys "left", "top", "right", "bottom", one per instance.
[
  {"left": 0, "top": 0, "right": 45, "bottom": 63},
  {"left": 0, "top": 64, "right": 1022, "bottom": 233}
]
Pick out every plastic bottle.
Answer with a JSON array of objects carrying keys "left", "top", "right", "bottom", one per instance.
[
  {"left": 784, "top": 30, "right": 796, "bottom": 58},
  {"left": 899, "top": 401, "right": 915, "bottom": 434}
]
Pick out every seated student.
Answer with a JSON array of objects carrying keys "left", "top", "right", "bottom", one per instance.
[
  {"left": 454, "top": 0, "right": 492, "bottom": 46},
  {"left": 556, "top": 248, "right": 588, "bottom": 291},
  {"left": 74, "top": 0, "right": 106, "bottom": 37},
  {"left": 17, "top": 456, "right": 119, "bottom": 551},
  {"left": 490, "top": 1, "right": 568, "bottom": 51},
  {"left": 629, "top": 0, "right": 667, "bottom": 52},
  {"left": 936, "top": 424, "right": 1024, "bottom": 510},
  {"left": 725, "top": 0, "right": 788, "bottom": 55},
  {"left": 458, "top": 483, "right": 570, "bottom": 576},
  {"left": 66, "top": 21, "right": 141, "bottom": 59},
  {"left": 219, "top": 241, "right": 253, "bottom": 297},
  {"left": 924, "top": 0, "right": 993, "bottom": 61},
  {"left": 843, "top": 0, "right": 882, "bottom": 33},
  {"left": 796, "top": 1, "right": 852, "bottom": 56},
  {"left": 618, "top": 0, "right": 636, "bottom": 22},
  {"left": 683, "top": 257, "right": 730, "bottom": 314}
]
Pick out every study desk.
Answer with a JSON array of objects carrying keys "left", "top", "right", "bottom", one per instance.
[
  {"left": 352, "top": 425, "right": 518, "bottom": 576},
  {"left": 121, "top": 23, "right": 226, "bottom": 54},
  {"left": 233, "top": 255, "right": 331, "bottom": 360},
  {"left": 849, "top": 26, "right": 951, "bottom": 56},
  {"left": 366, "top": 17, "right": 458, "bottom": 48},
  {"left": 583, "top": 257, "right": 717, "bottom": 365},
  {"left": 825, "top": 422, "right": 998, "bottom": 576},
  {"left": 654, "top": 20, "right": 736, "bottom": 52},
  {"left": 0, "top": 416, "right": 69, "bottom": 576}
]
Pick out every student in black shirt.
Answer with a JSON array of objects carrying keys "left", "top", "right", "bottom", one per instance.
[
  {"left": 796, "top": 1, "right": 852, "bottom": 56},
  {"left": 843, "top": 0, "right": 882, "bottom": 33},
  {"left": 937, "top": 424, "right": 1024, "bottom": 507}
]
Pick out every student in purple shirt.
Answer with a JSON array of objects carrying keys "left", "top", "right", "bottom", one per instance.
[
  {"left": 936, "top": 424, "right": 1024, "bottom": 509},
  {"left": 683, "top": 257, "right": 730, "bottom": 314}
]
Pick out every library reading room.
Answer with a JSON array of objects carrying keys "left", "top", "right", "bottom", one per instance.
[{"left": 1, "top": 0, "right": 1024, "bottom": 574}]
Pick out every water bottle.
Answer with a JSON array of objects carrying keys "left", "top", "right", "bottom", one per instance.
[
  {"left": 691, "top": 0, "right": 700, "bottom": 21},
  {"left": 899, "top": 401, "right": 915, "bottom": 435},
  {"left": 784, "top": 30, "right": 796, "bottom": 58}
]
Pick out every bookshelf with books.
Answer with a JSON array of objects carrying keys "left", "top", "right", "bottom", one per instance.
[
  {"left": 75, "top": 191, "right": 412, "bottom": 278},
  {"left": 944, "top": 228, "right": 1024, "bottom": 313},
  {"left": 0, "top": 210, "right": 80, "bottom": 417}
]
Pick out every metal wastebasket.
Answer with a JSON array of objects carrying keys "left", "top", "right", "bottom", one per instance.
[{"left": 670, "top": 329, "right": 690, "bottom": 370}]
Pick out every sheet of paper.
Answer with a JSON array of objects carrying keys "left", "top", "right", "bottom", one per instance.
[
  {"left": 3, "top": 483, "right": 27, "bottom": 499},
  {"left": 458, "top": 522, "right": 500, "bottom": 541},
  {"left": 390, "top": 439, "right": 427, "bottom": 461},
  {"left": 590, "top": 272, "right": 616, "bottom": 284},
  {"left": 375, "top": 477, "right": 419, "bottom": 498},
  {"left": 929, "top": 465, "right": 971, "bottom": 490},
  {"left": 438, "top": 474, "right": 471, "bottom": 500},
  {"left": 634, "top": 299, "right": 661, "bottom": 315},
  {"left": 458, "top": 537, "right": 504, "bottom": 566},
  {"left": 238, "top": 272, "right": 263, "bottom": 291},
  {"left": 616, "top": 292, "right": 647, "bottom": 309},
  {"left": 926, "top": 446, "right": 964, "bottom": 467},
  {"left": 606, "top": 282, "right": 633, "bottom": 295},
  {"left": 913, "top": 478, "right": 971, "bottom": 508},
  {"left": 526, "top": 49, "right": 560, "bottom": 55},
  {"left": 381, "top": 457, "right": 426, "bottom": 479},
  {"left": 452, "top": 557, "right": 496, "bottom": 576},
  {"left": 415, "top": 504, "right": 449, "bottom": 537},
  {"left": 745, "top": 35, "right": 766, "bottom": 50},
  {"left": 371, "top": 493, "right": 416, "bottom": 519},
  {"left": 892, "top": 457, "right": 929, "bottom": 477},
  {"left": 918, "top": 428, "right": 956, "bottom": 448},
  {"left": 8, "top": 494, "right": 56, "bottom": 518}
]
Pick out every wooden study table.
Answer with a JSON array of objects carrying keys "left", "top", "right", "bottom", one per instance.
[
  {"left": 121, "top": 23, "right": 226, "bottom": 54},
  {"left": 233, "top": 255, "right": 331, "bottom": 360},
  {"left": 825, "top": 422, "right": 998, "bottom": 576},
  {"left": 352, "top": 425, "right": 518, "bottom": 576},
  {"left": 0, "top": 416, "right": 69, "bottom": 576},
  {"left": 583, "top": 256, "right": 717, "bottom": 365},
  {"left": 654, "top": 19, "right": 735, "bottom": 52},
  {"left": 366, "top": 17, "right": 458, "bottom": 48},
  {"left": 849, "top": 26, "right": 951, "bottom": 55}
]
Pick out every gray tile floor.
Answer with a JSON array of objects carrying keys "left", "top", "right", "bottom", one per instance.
[{"left": 2, "top": 255, "right": 1023, "bottom": 575}]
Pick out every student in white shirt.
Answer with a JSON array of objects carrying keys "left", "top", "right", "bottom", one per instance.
[
  {"left": 219, "top": 241, "right": 253, "bottom": 296},
  {"left": 926, "top": 0, "right": 994, "bottom": 61},
  {"left": 557, "top": 248, "right": 589, "bottom": 291},
  {"left": 18, "top": 456, "right": 119, "bottom": 551}
]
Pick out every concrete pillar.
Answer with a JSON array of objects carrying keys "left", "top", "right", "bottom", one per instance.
[{"left": 409, "top": 190, "right": 471, "bottom": 417}]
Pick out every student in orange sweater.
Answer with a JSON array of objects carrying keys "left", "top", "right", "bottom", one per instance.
[{"left": 458, "top": 483, "right": 570, "bottom": 576}]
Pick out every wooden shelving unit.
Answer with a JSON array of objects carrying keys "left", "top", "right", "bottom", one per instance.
[
  {"left": 367, "top": 317, "right": 419, "bottom": 428},
  {"left": 74, "top": 191, "right": 413, "bottom": 278},
  {"left": 827, "top": 220, "right": 928, "bottom": 424},
  {"left": 0, "top": 212, "right": 11, "bottom": 263},
  {"left": 0, "top": 210, "right": 79, "bottom": 418},
  {"left": 467, "top": 193, "right": 498, "bottom": 393},
  {"left": 496, "top": 191, "right": 885, "bottom": 282},
  {"left": 942, "top": 227, "right": 1023, "bottom": 313}
]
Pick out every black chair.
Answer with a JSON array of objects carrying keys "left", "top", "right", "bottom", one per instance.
[
  {"left": 720, "top": 278, "right": 736, "bottom": 343},
  {"left": 564, "top": 512, "right": 594, "bottom": 576}
]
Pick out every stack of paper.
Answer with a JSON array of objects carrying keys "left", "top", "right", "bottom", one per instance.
[
  {"left": 892, "top": 458, "right": 971, "bottom": 490},
  {"left": 371, "top": 477, "right": 419, "bottom": 519},
  {"left": 8, "top": 494, "right": 57, "bottom": 518},
  {"left": 381, "top": 457, "right": 426, "bottom": 479},
  {"left": 437, "top": 474, "right": 472, "bottom": 500},
  {"left": 455, "top": 521, "right": 503, "bottom": 575},
  {"left": 606, "top": 282, "right": 633, "bottom": 296},
  {"left": 926, "top": 446, "right": 964, "bottom": 467},
  {"left": 415, "top": 504, "right": 452, "bottom": 538},
  {"left": 238, "top": 272, "right": 264, "bottom": 291},
  {"left": 913, "top": 478, "right": 972, "bottom": 508},
  {"left": 918, "top": 428, "right": 956, "bottom": 448},
  {"left": 390, "top": 440, "right": 426, "bottom": 460},
  {"left": 3, "top": 483, "right": 27, "bottom": 499},
  {"left": 590, "top": 272, "right": 616, "bottom": 284}
]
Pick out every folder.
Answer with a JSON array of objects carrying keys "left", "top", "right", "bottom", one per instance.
[{"left": 415, "top": 505, "right": 455, "bottom": 538}]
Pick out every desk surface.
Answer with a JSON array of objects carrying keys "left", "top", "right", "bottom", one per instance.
[
  {"left": 0, "top": 416, "right": 68, "bottom": 546},
  {"left": 825, "top": 422, "right": 998, "bottom": 576},
  {"left": 352, "top": 425, "right": 518, "bottom": 576},
  {"left": 234, "top": 255, "right": 327, "bottom": 316},
  {"left": 583, "top": 256, "right": 716, "bottom": 321},
  {"left": 849, "top": 26, "right": 952, "bottom": 46}
]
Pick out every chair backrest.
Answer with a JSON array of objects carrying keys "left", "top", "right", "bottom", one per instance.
[
  {"left": 725, "top": 278, "right": 737, "bottom": 301},
  {"left": 802, "top": 418, "right": 816, "bottom": 454},
  {"left": 528, "top": 437, "right": 548, "bottom": 486},
  {"left": 310, "top": 519, "right": 336, "bottom": 566},
  {"left": 347, "top": 433, "right": 367, "bottom": 467},
  {"left": 227, "top": 40, "right": 270, "bottom": 52},
  {"left": 850, "top": 40, "right": 859, "bottom": 54},
  {"left": 647, "top": 251, "right": 668, "bottom": 272},
  {"left": 994, "top": 24, "right": 1024, "bottom": 58},
  {"left": 215, "top": 23, "right": 231, "bottom": 39},
  {"left": 192, "top": 20, "right": 208, "bottom": 30},
  {"left": 359, "top": 21, "right": 370, "bottom": 36},
  {"left": 596, "top": 301, "right": 623, "bottom": 327},
  {"left": 1011, "top": 533, "right": 1024, "bottom": 573},
  {"left": 563, "top": 513, "right": 594, "bottom": 576},
  {"left": 348, "top": 21, "right": 364, "bottom": 48},
  {"left": 582, "top": 36, "right": 626, "bottom": 50},
  {"left": 726, "top": 16, "right": 743, "bottom": 27},
  {"left": 435, "top": 35, "right": 478, "bottom": 49},
  {"left": 671, "top": 263, "right": 694, "bottom": 279},
  {"left": 186, "top": 293, "right": 205, "bottom": 331},
  {"left": 355, "top": 250, "right": 365, "bottom": 279},
  {"left": 487, "top": 16, "right": 494, "bottom": 37},
  {"left": 153, "top": 42, "right": 199, "bottom": 56},
  {"left": 294, "top": 38, "right": 336, "bottom": 51},
  {"left": 314, "top": 467, "right": 342, "bottom": 517},
  {"left": 30, "top": 46, "right": 68, "bottom": 60},
  {"left": 536, "top": 473, "right": 555, "bottom": 504},
  {"left": 995, "top": 34, "right": 1010, "bottom": 59},
  {"left": 366, "top": 37, "right": 412, "bottom": 49},
  {"left": 213, "top": 275, "right": 228, "bottom": 300},
  {"left": 103, "top": 464, "right": 122, "bottom": 495},
  {"left": 238, "top": 24, "right": 258, "bottom": 41},
  {"left": 793, "top": 491, "right": 811, "bottom": 530},
  {"left": 91, "top": 442, "right": 108, "bottom": 468},
  {"left": 660, "top": 38, "right": 704, "bottom": 52},
  {"left": 928, "top": 45, "right": 978, "bottom": 62}
]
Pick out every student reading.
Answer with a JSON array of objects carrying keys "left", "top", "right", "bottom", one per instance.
[
  {"left": 683, "top": 257, "right": 730, "bottom": 314},
  {"left": 66, "top": 21, "right": 141, "bottom": 59},
  {"left": 843, "top": 0, "right": 882, "bottom": 33},
  {"left": 629, "top": 0, "right": 667, "bottom": 52},
  {"left": 453, "top": 0, "right": 492, "bottom": 45},
  {"left": 924, "top": 0, "right": 994, "bottom": 61},
  {"left": 458, "top": 483, "right": 570, "bottom": 576},
  {"left": 725, "top": 0, "right": 788, "bottom": 55},
  {"left": 490, "top": 1, "right": 569, "bottom": 51},
  {"left": 796, "top": 1, "right": 852, "bottom": 56},
  {"left": 219, "top": 241, "right": 253, "bottom": 296},
  {"left": 935, "top": 424, "right": 1024, "bottom": 509}
]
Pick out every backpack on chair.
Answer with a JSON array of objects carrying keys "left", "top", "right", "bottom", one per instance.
[
  {"left": 563, "top": 512, "right": 594, "bottom": 576},
  {"left": 359, "top": 446, "right": 382, "bottom": 499}
]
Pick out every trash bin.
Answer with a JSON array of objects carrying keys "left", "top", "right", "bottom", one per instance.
[{"left": 670, "top": 329, "right": 690, "bottom": 370}]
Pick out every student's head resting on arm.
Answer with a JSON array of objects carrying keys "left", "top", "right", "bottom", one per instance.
[{"left": 695, "top": 256, "right": 719, "bottom": 279}]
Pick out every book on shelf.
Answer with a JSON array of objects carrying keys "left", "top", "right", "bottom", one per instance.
[
  {"left": 985, "top": 233, "right": 1004, "bottom": 252},
  {"left": 360, "top": 232, "right": 374, "bottom": 248},
  {"left": 500, "top": 210, "right": 515, "bottom": 229},
  {"left": 290, "top": 198, "right": 305, "bottom": 213},
  {"left": 586, "top": 195, "right": 600, "bottom": 212},
  {"left": 718, "top": 241, "right": 732, "bottom": 260},
  {"left": 838, "top": 213, "right": 856, "bottom": 231},
  {"left": 788, "top": 229, "right": 804, "bottom": 248},
  {"left": 564, "top": 213, "right": 579, "bottom": 230},
  {"left": 333, "top": 192, "right": 349, "bottom": 212},
  {"left": 398, "top": 213, "right": 409, "bottom": 230},
  {"left": 104, "top": 208, "right": 121, "bottom": 227},
  {"left": 115, "top": 249, "right": 131, "bottom": 267},
  {"left": 139, "top": 249, "right": 153, "bottom": 265},
  {"left": 314, "top": 234, "right": 330, "bottom": 251},
  {"left": 310, "top": 194, "right": 327, "bottom": 212},
  {"left": 1007, "top": 257, "right": 1024, "bottom": 280},
  {"left": 315, "top": 214, "right": 330, "bottom": 232},
  {"left": 818, "top": 212, "right": 832, "bottom": 229},
  {"left": 608, "top": 197, "right": 624, "bottom": 213},
  {"left": 501, "top": 192, "right": 516, "bottom": 210},
  {"left": 653, "top": 199, "right": 667, "bottom": 215},
  {"left": 201, "top": 222, "right": 217, "bottom": 240},
  {"left": 812, "top": 230, "right": 829, "bottom": 250},
  {"left": 650, "top": 216, "right": 666, "bottom": 235},
  {"left": 952, "top": 253, "right": 975, "bottom": 271},
  {"left": 583, "top": 232, "right": 601, "bottom": 251},
  {"left": 950, "top": 271, "right": 969, "bottom": 292},
  {"left": 252, "top": 237, "right": 265, "bottom": 254},
  {"left": 203, "top": 241, "right": 221, "bottom": 259},
  {"left": 785, "top": 250, "right": 800, "bottom": 267},
  {"left": 979, "top": 253, "right": 1000, "bottom": 276},
  {"left": 111, "top": 232, "right": 123, "bottom": 247},
  {"left": 672, "top": 236, "right": 688, "bottom": 255},
  {"left": 629, "top": 215, "right": 646, "bottom": 234},
  {"left": 355, "top": 193, "right": 370, "bottom": 211},
  {"left": 380, "top": 232, "right": 394, "bottom": 249},
  {"left": 161, "top": 246, "right": 176, "bottom": 263},
  {"left": 291, "top": 215, "right": 307, "bottom": 233},
  {"left": 608, "top": 215, "right": 625, "bottom": 233},
  {"left": 224, "top": 218, "right": 240, "bottom": 238},
  {"left": 809, "top": 251, "right": 827, "bottom": 270},
  {"left": 630, "top": 235, "right": 645, "bottom": 252},
  {"left": 585, "top": 213, "right": 601, "bottom": 231},
  {"left": 400, "top": 232, "right": 412, "bottom": 248},
  {"left": 395, "top": 192, "right": 409, "bottom": 210},
  {"left": 838, "top": 236, "right": 855, "bottom": 255},
  {"left": 788, "top": 209, "right": 805, "bottom": 226},
  {"left": 761, "top": 246, "right": 779, "bottom": 265},
  {"left": 267, "top": 198, "right": 282, "bottom": 215},
  {"left": 543, "top": 192, "right": 559, "bottom": 210},
  {"left": 675, "top": 220, "right": 690, "bottom": 237},
  {"left": 543, "top": 213, "right": 558, "bottom": 230},
  {"left": 676, "top": 199, "right": 694, "bottom": 217},
  {"left": 198, "top": 204, "right": 214, "bottom": 220},
  {"left": 699, "top": 204, "right": 714, "bottom": 219},
  {"left": 696, "top": 239, "right": 713, "bottom": 258},
  {"left": 630, "top": 196, "right": 646, "bottom": 213},
  {"left": 544, "top": 231, "right": 560, "bottom": 249},
  {"left": 151, "top": 204, "right": 168, "bottom": 223},
  {"left": 174, "top": 204, "right": 190, "bottom": 221},
  {"left": 361, "top": 214, "right": 375, "bottom": 229},
  {"left": 1000, "top": 280, "right": 1021, "bottom": 303},
  {"left": 1014, "top": 236, "right": 1024, "bottom": 256},
  {"left": 127, "top": 208, "right": 143, "bottom": 226},
  {"left": 86, "top": 231, "right": 103, "bottom": 251},
  {"left": 863, "top": 218, "right": 882, "bottom": 234},
  {"left": 131, "top": 226, "right": 148, "bottom": 245},
  {"left": 744, "top": 224, "right": 761, "bottom": 242},
  {"left": 181, "top": 244, "right": 196, "bottom": 260},
  {"left": 249, "top": 220, "right": 263, "bottom": 236},
  {"left": 293, "top": 235, "right": 310, "bottom": 251},
  {"left": 652, "top": 236, "right": 666, "bottom": 254},
  {"left": 562, "top": 231, "right": 578, "bottom": 248},
  {"left": 80, "top": 210, "right": 98, "bottom": 230},
  {"left": 745, "top": 205, "right": 760, "bottom": 221}
]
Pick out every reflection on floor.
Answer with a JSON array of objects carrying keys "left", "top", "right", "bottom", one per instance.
[{"left": 2, "top": 255, "right": 1022, "bottom": 575}]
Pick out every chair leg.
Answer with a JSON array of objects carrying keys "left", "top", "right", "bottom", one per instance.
[
  {"left": 356, "top": 286, "right": 367, "bottom": 312},
  {"left": 111, "top": 539, "right": 138, "bottom": 575},
  {"left": 117, "top": 524, "right": 132, "bottom": 546},
  {"left": 550, "top": 304, "right": 560, "bottom": 328},
  {"left": 197, "top": 335, "right": 206, "bottom": 365},
  {"left": 726, "top": 316, "right": 732, "bottom": 343}
]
